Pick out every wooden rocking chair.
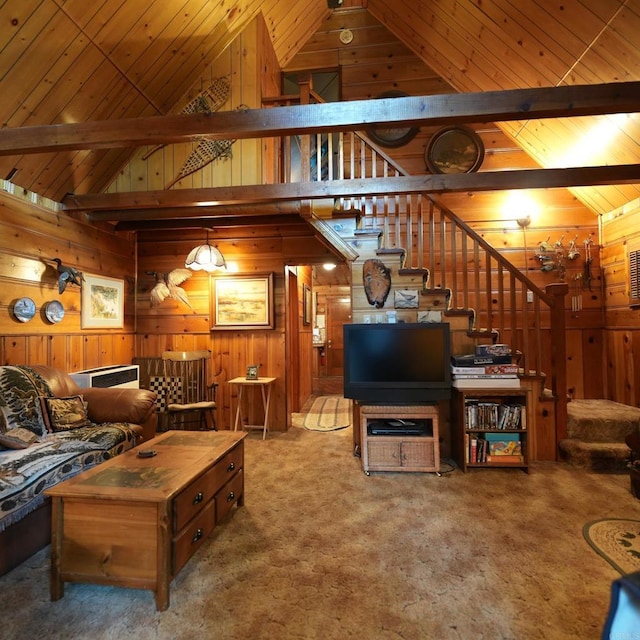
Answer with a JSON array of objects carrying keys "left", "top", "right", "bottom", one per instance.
[{"left": 161, "top": 350, "right": 218, "bottom": 431}]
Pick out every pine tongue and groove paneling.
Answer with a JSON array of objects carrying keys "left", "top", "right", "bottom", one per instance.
[
  {"left": 263, "top": 0, "right": 330, "bottom": 68},
  {"left": 0, "top": 189, "right": 137, "bottom": 370},
  {"left": 368, "top": 0, "right": 640, "bottom": 215},
  {"left": 0, "top": 3, "right": 70, "bottom": 124}
]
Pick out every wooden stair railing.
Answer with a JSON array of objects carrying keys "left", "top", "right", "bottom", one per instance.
[{"left": 264, "top": 91, "right": 568, "bottom": 450}]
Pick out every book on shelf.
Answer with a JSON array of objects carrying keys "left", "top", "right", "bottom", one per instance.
[
  {"left": 470, "top": 436, "right": 478, "bottom": 463},
  {"left": 453, "top": 373, "right": 518, "bottom": 379},
  {"left": 451, "top": 353, "right": 513, "bottom": 366},
  {"left": 475, "top": 343, "right": 512, "bottom": 357},
  {"left": 453, "top": 377, "right": 521, "bottom": 389},
  {"left": 486, "top": 454, "right": 524, "bottom": 464},
  {"left": 464, "top": 401, "right": 524, "bottom": 430},
  {"left": 487, "top": 439, "right": 522, "bottom": 456},
  {"left": 451, "top": 364, "right": 519, "bottom": 375}
]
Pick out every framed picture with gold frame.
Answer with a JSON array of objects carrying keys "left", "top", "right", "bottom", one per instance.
[
  {"left": 303, "top": 284, "right": 312, "bottom": 325},
  {"left": 211, "top": 273, "right": 274, "bottom": 330},
  {"left": 81, "top": 274, "right": 125, "bottom": 329}
]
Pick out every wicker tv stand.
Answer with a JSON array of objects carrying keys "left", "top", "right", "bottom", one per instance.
[{"left": 357, "top": 404, "right": 440, "bottom": 475}]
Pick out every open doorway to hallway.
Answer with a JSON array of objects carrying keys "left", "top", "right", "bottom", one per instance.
[{"left": 312, "top": 263, "right": 351, "bottom": 395}]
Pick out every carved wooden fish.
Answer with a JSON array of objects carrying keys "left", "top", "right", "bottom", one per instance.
[{"left": 363, "top": 259, "right": 391, "bottom": 308}]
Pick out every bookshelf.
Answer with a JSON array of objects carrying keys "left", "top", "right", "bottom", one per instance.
[{"left": 452, "top": 388, "right": 529, "bottom": 473}]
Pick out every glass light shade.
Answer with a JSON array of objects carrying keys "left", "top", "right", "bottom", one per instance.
[{"left": 185, "top": 243, "right": 226, "bottom": 272}]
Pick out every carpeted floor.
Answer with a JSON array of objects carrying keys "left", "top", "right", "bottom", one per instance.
[{"left": 2, "top": 424, "right": 640, "bottom": 639}]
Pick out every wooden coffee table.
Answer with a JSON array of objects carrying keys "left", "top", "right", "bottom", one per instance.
[{"left": 46, "top": 430, "right": 246, "bottom": 611}]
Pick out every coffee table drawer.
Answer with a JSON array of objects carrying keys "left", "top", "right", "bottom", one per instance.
[
  {"left": 210, "top": 444, "right": 244, "bottom": 495},
  {"left": 173, "top": 499, "right": 216, "bottom": 575},
  {"left": 173, "top": 465, "right": 219, "bottom": 532},
  {"left": 216, "top": 469, "right": 243, "bottom": 523}
]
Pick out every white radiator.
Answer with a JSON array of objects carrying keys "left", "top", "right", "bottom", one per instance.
[{"left": 70, "top": 365, "right": 140, "bottom": 389}]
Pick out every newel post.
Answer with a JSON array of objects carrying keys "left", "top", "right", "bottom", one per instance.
[
  {"left": 546, "top": 282, "right": 569, "bottom": 453},
  {"left": 298, "top": 73, "right": 312, "bottom": 182}
]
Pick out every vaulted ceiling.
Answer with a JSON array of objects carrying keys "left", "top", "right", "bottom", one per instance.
[{"left": 0, "top": 0, "right": 639, "bottom": 220}]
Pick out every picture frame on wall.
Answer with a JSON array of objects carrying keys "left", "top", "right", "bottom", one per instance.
[
  {"left": 303, "top": 284, "right": 312, "bottom": 325},
  {"left": 81, "top": 274, "right": 125, "bottom": 329},
  {"left": 211, "top": 273, "right": 274, "bottom": 330},
  {"left": 424, "top": 125, "right": 485, "bottom": 174}
]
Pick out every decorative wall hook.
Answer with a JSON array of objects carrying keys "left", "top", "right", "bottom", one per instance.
[{"left": 535, "top": 234, "right": 586, "bottom": 280}]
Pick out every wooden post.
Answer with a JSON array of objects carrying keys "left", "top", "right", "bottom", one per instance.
[
  {"left": 298, "top": 73, "right": 312, "bottom": 182},
  {"left": 546, "top": 282, "right": 569, "bottom": 456}
]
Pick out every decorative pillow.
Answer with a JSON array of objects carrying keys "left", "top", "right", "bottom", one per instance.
[
  {"left": 0, "top": 426, "right": 38, "bottom": 449},
  {"left": 0, "top": 398, "right": 47, "bottom": 436},
  {"left": 41, "top": 395, "right": 91, "bottom": 432}
]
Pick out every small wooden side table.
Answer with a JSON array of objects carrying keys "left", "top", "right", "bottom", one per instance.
[{"left": 229, "top": 376, "right": 277, "bottom": 440}]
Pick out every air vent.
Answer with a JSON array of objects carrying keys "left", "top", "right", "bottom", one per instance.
[{"left": 629, "top": 244, "right": 640, "bottom": 307}]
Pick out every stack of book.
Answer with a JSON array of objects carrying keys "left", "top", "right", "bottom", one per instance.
[
  {"left": 451, "top": 344, "right": 520, "bottom": 389},
  {"left": 465, "top": 432, "right": 524, "bottom": 464}
]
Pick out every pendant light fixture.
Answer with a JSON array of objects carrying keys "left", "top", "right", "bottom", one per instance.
[{"left": 185, "top": 230, "right": 226, "bottom": 272}]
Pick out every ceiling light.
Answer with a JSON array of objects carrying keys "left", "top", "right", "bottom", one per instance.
[
  {"left": 323, "top": 263, "right": 337, "bottom": 271},
  {"left": 185, "top": 232, "right": 226, "bottom": 272}
]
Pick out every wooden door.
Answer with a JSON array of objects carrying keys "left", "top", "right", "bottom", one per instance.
[{"left": 325, "top": 295, "right": 351, "bottom": 377}]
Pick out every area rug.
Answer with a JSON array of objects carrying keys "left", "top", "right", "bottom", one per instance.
[
  {"left": 583, "top": 518, "right": 640, "bottom": 574},
  {"left": 292, "top": 395, "right": 351, "bottom": 431}
]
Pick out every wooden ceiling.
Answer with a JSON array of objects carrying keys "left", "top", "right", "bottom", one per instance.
[{"left": 0, "top": 0, "right": 639, "bottom": 222}]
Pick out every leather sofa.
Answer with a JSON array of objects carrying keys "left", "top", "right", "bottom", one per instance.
[{"left": 0, "top": 364, "right": 157, "bottom": 576}]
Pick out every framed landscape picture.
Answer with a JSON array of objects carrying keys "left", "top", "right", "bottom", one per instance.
[
  {"left": 81, "top": 274, "right": 125, "bottom": 329},
  {"left": 211, "top": 273, "right": 274, "bottom": 330}
]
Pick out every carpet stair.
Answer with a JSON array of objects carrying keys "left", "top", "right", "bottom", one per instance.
[{"left": 559, "top": 399, "right": 640, "bottom": 471}]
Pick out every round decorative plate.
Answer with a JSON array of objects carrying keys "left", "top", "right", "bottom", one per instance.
[
  {"left": 13, "top": 297, "right": 36, "bottom": 323},
  {"left": 44, "top": 300, "right": 65, "bottom": 324},
  {"left": 366, "top": 91, "right": 420, "bottom": 148},
  {"left": 425, "top": 125, "right": 485, "bottom": 174}
]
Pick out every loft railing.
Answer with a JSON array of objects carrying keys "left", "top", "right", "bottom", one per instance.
[{"left": 263, "top": 91, "right": 569, "bottom": 446}]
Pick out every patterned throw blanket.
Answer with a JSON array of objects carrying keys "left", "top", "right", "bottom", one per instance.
[{"left": 0, "top": 366, "right": 137, "bottom": 531}]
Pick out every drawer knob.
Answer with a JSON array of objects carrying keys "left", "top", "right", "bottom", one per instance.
[
  {"left": 227, "top": 462, "right": 235, "bottom": 472},
  {"left": 193, "top": 491, "right": 204, "bottom": 505},
  {"left": 191, "top": 528, "right": 203, "bottom": 544},
  {"left": 226, "top": 491, "right": 235, "bottom": 503}
]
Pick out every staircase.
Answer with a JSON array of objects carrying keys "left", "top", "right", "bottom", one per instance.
[
  {"left": 559, "top": 399, "right": 640, "bottom": 471},
  {"left": 269, "top": 87, "right": 570, "bottom": 459}
]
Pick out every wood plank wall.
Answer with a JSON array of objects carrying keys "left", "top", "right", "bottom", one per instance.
[
  {"left": 0, "top": 186, "right": 137, "bottom": 370},
  {"left": 125, "top": 17, "right": 317, "bottom": 432},
  {"left": 602, "top": 198, "right": 640, "bottom": 406}
]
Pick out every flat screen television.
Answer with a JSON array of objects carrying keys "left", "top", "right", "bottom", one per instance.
[{"left": 343, "top": 322, "right": 451, "bottom": 404}]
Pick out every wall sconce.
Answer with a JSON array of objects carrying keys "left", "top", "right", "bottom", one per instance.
[{"left": 185, "top": 231, "right": 226, "bottom": 272}]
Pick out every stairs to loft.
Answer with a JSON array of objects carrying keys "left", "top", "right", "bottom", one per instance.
[
  {"left": 274, "top": 86, "right": 570, "bottom": 456},
  {"left": 559, "top": 400, "right": 640, "bottom": 471}
]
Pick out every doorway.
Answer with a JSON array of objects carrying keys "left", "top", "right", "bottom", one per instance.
[{"left": 325, "top": 295, "right": 351, "bottom": 377}]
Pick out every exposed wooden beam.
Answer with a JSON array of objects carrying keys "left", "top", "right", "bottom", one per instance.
[
  {"left": 116, "top": 214, "right": 306, "bottom": 231},
  {"left": 98, "top": 202, "right": 302, "bottom": 222},
  {"left": 73, "top": 165, "right": 640, "bottom": 215},
  {"left": 1, "top": 83, "right": 639, "bottom": 155}
]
